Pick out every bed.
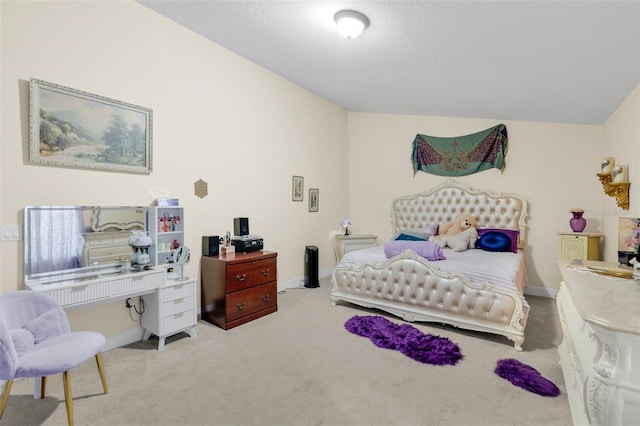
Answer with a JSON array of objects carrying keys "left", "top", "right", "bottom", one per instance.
[{"left": 330, "top": 179, "right": 530, "bottom": 351}]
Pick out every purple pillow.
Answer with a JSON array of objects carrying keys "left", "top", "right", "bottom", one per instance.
[
  {"left": 477, "top": 228, "right": 519, "bottom": 253},
  {"left": 384, "top": 240, "right": 446, "bottom": 261}
]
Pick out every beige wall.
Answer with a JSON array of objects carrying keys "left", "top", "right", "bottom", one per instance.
[
  {"left": 1, "top": 1, "right": 348, "bottom": 336},
  {"left": 602, "top": 85, "right": 640, "bottom": 261},
  {"left": 1, "top": 1, "right": 638, "bottom": 340},
  {"left": 346, "top": 114, "right": 604, "bottom": 293}
]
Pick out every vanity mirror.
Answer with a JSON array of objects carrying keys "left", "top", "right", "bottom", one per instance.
[{"left": 24, "top": 206, "right": 150, "bottom": 284}]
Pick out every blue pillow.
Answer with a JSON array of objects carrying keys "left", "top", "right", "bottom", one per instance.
[
  {"left": 395, "top": 233, "right": 427, "bottom": 241},
  {"left": 477, "top": 228, "right": 519, "bottom": 253},
  {"left": 476, "top": 231, "right": 513, "bottom": 252}
]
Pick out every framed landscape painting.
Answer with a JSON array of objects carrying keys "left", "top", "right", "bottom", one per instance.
[{"left": 29, "top": 78, "right": 153, "bottom": 174}]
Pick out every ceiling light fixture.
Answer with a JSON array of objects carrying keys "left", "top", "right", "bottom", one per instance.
[{"left": 334, "top": 10, "right": 369, "bottom": 39}]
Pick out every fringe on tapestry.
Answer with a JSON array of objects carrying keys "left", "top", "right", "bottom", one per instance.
[{"left": 411, "top": 124, "right": 507, "bottom": 176}]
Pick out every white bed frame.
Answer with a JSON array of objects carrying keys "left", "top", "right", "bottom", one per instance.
[{"left": 330, "top": 179, "right": 530, "bottom": 351}]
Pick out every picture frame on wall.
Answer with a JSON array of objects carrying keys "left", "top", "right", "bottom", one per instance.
[
  {"left": 292, "top": 175, "right": 304, "bottom": 201},
  {"left": 29, "top": 78, "right": 153, "bottom": 174},
  {"left": 309, "top": 188, "right": 319, "bottom": 212}
]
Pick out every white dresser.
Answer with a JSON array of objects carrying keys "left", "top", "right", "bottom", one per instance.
[
  {"left": 26, "top": 268, "right": 197, "bottom": 351},
  {"left": 556, "top": 259, "right": 640, "bottom": 426}
]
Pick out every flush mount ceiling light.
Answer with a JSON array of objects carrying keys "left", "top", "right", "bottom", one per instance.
[{"left": 334, "top": 10, "right": 369, "bottom": 39}]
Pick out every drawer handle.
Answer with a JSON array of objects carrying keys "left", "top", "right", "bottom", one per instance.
[
  {"left": 236, "top": 274, "right": 247, "bottom": 282},
  {"left": 236, "top": 301, "right": 246, "bottom": 310},
  {"left": 262, "top": 294, "right": 270, "bottom": 302},
  {"left": 261, "top": 269, "right": 270, "bottom": 277}
]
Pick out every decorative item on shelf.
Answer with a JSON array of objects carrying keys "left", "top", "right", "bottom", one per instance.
[
  {"left": 128, "top": 230, "right": 153, "bottom": 271},
  {"left": 601, "top": 157, "right": 615, "bottom": 174},
  {"left": 221, "top": 230, "right": 235, "bottom": 256},
  {"left": 341, "top": 218, "right": 352, "bottom": 236},
  {"left": 569, "top": 209, "right": 587, "bottom": 232},
  {"left": 596, "top": 157, "right": 630, "bottom": 210}
]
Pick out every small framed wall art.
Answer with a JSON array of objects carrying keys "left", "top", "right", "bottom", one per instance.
[
  {"left": 29, "top": 78, "right": 153, "bottom": 174},
  {"left": 309, "top": 188, "right": 319, "bottom": 212},
  {"left": 292, "top": 176, "right": 304, "bottom": 201}
]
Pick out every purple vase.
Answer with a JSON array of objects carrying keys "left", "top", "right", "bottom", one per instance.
[{"left": 570, "top": 210, "right": 586, "bottom": 232}]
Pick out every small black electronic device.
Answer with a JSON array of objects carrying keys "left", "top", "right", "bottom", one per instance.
[
  {"left": 231, "top": 234, "right": 263, "bottom": 253},
  {"left": 234, "top": 217, "right": 249, "bottom": 236},
  {"left": 304, "top": 245, "right": 319, "bottom": 288},
  {"left": 202, "top": 235, "right": 221, "bottom": 256}
]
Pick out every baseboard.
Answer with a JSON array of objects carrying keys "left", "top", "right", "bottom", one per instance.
[
  {"left": 104, "top": 327, "right": 145, "bottom": 351},
  {"left": 524, "top": 286, "right": 557, "bottom": 299},
  {"left": 276, "top": 267, "right": 332, "bottom": 292}
]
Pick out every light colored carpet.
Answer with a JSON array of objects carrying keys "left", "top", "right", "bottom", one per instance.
[{"left": 2, "top": 276, "right": 571, "bottom": 426}]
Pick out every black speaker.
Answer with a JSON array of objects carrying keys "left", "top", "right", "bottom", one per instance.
[
  {"left": 234, "top": 217, "right": 249, "bottom": 236},
  {"left": 304, "top": 245, "right": 319, "bottom": 288},
  {"left": 202, "top": 235, "right": 220, "bottom": 256}
]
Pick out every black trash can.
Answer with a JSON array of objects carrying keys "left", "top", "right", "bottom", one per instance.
[{"left": 304, "top": 245, "right": 319, "bottom": 288}]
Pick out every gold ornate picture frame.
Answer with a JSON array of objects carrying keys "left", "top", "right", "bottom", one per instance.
[{"left": 30, "top": 78, "right": 153, "bottom": 174}]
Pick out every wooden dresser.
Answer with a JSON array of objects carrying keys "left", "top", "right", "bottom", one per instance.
[
  {"left": 201, "top": 251, "right": 277, "bottom": 330},
  {"left": 556, "top": 259, "right": 640, "bottom": 425}
]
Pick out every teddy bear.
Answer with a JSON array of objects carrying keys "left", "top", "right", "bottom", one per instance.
[
  {"left": 434, "top": 213, "right": 479, "bottom": 252},
  {"left": 437, "top": 226, "right": 479, "bottom": 251},
  {"left": 435, "top": 213, "right": 477, "bottom": 238}
]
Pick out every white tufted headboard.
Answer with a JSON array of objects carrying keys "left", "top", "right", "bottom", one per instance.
[{"left": 391, "top": 179, "right": 528, "bottom": 248}]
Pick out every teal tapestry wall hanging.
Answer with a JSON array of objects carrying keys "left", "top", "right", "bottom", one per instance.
[{"left": 411, "top": 124, "right": 507, "bottom": 176}]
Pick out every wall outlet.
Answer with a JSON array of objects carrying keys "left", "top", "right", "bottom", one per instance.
[
  {"left": 0, "top": 225, "right": 21, "bottom": 241},
  {"left": 125, "top": 298, "right": 134, "bottom": 308}
]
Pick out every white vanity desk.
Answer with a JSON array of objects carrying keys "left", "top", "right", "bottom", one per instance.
[
  {"left": 25, "top": 267, "right": 197, "bottom": 351},
  {"left": 556, "top": 259, "right": 640, "bottom": 426}
]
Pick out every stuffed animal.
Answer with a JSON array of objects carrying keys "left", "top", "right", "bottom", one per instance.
[
  {"left": 436, "top": 213, "right": 478, "bottom": 239},
  {"left": 437, "top": 226, "right": 479, "bottom": 252}
]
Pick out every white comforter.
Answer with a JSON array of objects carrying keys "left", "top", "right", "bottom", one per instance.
[{"left": 338, "top": 245, "right": 527, "bottom": 293}]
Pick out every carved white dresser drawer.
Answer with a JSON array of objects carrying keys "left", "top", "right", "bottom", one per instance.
[{"left": 557, "top": 259, "right": 640, "bottom": 426}]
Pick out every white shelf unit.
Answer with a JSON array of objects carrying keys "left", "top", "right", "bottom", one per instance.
[{"left": 148, "top": 206, "right": 185, "bottom": 268}]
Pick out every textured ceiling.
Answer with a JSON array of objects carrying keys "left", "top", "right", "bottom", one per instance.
[{"left": 138, "top": 1, "right": 640, "bottom": 125}]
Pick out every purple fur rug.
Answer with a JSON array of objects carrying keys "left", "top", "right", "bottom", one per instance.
[
  {"left": 344, "top": 315, "right": 463, "bottom": 366},
  {"left": 495, "top": 358, "right": 561, "bottom": 397}
]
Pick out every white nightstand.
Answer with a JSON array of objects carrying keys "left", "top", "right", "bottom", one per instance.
[
  {"left": 557, "top": 232, "right": 603, "bottom": 261},
  {"left": 334, "top": 234, "right": 378, "bottom": 264}
]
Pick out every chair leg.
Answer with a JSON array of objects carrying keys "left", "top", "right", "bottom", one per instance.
[
  {"left": 40, "top": 376, "right": 47, "bottom": 399},
  {"left": 0, "top": 379, "right": 14, "bottom": 420},
  {"left": 95, "top": 352, "right": 108, "bottom": 394},
  {"left": 62, "top": 371, "right": 74, "bottom": 426}
]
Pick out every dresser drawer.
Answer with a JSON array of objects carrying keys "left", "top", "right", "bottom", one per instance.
[
  {"left": 161, "top": 309, "right": 195, "bottom": 333},
  {"left": 225, "top": 283, "right": 276, "bottom": 322},
  {"left": 225, "top": 258, "right": 277, "bottom": 291},
  {"left": 162, "top": 281, "right": 195, "bottom": 302},
  {"left": 163, "top": 295, "right": 194, "bottom": 316}
]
